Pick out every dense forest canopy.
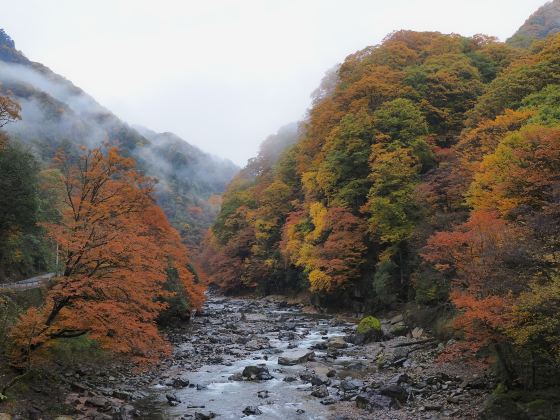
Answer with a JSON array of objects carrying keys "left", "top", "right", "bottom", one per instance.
[{"left": 205, "top": 26, "right": 560, "bottom": 374}]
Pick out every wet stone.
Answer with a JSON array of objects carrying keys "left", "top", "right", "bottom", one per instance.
[
  {"left": 340, "top": 379, "right": 363, "bottom": 392},
  {"left": 311, "top": 385, "right": 329, "bottom": 398},
  {"left": 165, "top": 393, "right": 181, "bottom": 406},
  {"left": 257, "top": 390, "right": 269, "bottom": 399},
  {"left": 194, "top": 413, "right": 216, "bottom": 420},
  {"left": 241, "top": 365, "right": 273, "bottom": 381},
  {"left": 278, "top": 351, "right": 315, "bottom": 366},
  {"left": 321, "top": 397, "right": 337, "bottom": 405},
  {"left": 242, "top": 406, "right": 262, "bottom": 416}
]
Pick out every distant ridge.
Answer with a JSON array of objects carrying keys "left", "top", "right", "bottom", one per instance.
[
  {"left": 0, "top": 29, "right": 238, "bottom": 246},
  {"left": 508, "top": 0, "right": 560, "bottom": 48}
]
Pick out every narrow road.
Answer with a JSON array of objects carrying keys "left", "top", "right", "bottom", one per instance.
[{"left": 0, "top": 272, "right": 55, "bottom": 291}]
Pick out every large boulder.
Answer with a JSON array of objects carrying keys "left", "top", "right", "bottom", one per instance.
[
  {"left": 356, "top": 392, "right": 393, "bottom": 410},
  {"left": 327, "top": 336, "right": 348, "bottom": 349},
  {"left": 349, "top": 316, "right": 383, "bottom": 344},
  {"left": 379, "top": 383, "right": 408, "bottom": 403}
]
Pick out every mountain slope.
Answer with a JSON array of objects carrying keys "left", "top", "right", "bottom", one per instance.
[
  {"left": 205, "top": 30, "right": 522, "bottom": 298},
  {"left": 507, "top": 0, "right": 560, "bottom": 48},
  {"left": 0, "top": 29, "right": 238, "bottom": 247}
]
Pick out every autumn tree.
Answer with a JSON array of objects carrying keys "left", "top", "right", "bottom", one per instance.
[
  {"left": 281, "top": 205, "right": 367, "bottom": 294},
  {"left": 10, "top": 146, "right": 204, "bottom": 366},
  {"left": 0, "top": 95, "right": 21, "bottom": 130},
  {"left": 422, "top": 211, "right": 530, "bottom": 357}
]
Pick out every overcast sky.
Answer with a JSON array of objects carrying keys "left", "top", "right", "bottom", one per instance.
[{"left": 0, "top": 0, "right": 547, "bottom": 165}]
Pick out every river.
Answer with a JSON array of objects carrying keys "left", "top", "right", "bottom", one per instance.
[{"left": 129, "top": 295, "right": 487, "bottom": 420}]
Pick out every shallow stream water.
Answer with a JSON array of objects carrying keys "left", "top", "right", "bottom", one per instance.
[{"left": 134, "top": 296, "right": 368, "bottom": 419}]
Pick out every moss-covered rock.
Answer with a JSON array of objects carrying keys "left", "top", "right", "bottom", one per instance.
[
  {"left": 351, "top": 316, "right": 383, "bottom": 344},
  {"left": 357, "top": 316, "right": 381, "bottom": 334}
]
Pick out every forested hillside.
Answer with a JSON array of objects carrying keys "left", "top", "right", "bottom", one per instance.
[
  {"left": 206, "top": 24, "right": 560, "bottom": 385},
  {"left": 0, "top": 28, "right": 237, "bottom": 257}
]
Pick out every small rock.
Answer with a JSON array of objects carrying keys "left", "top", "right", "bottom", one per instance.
[
  {"left": 311, "top": 342, "right": 328, "bottom": 350},
  {"left": 194, "top": 413, "right": 216, "bottom": 420},
  {"left": 278, "top": 351, "right": 315, "bottom": 366},
  {"left": 320, "top": 397, "right": 337, "bottom": 405},
  {"left": 242, "top": 406, "right": 262, "bottom": 416},
  {"left": 165, "top": 393, "right": 181, "bottom": 406},
  {"left": 390, "top": 314, "right": 404, "bottom": 324},
  {"left": 411, "top": 327, "right": 424, "bottom": 338},
  {"left": 340, "top": 379, "right": 363, "bottom": 392},
  {"left": 171, "top": 378, "right": 189, "bottom": 388},
  {"left": 356, "top": 392, "right": 393, "bottom": 410},
  {"left": 242, "top": 365, "right": 273, "bottom": 381},
  {"left": 345, "top": 361, "right": 365, "bottom": 371},
  {"left": 390, "top": 373, "right": 410, "bottom": 385},
  {"left": 311, "top": 384, "right": 329, "bottom": 398},
  {"left": 257, "top": 390, "right": 269, "bottom": 399},
  {"left": 86, "top": 396, "right": 109, "bottom": 408},
  {"left": 300, "top": 373, "right": 329, "bottom": 386}
]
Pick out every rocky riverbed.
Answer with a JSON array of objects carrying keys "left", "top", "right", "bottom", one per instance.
[{"left": 33, "top": 294, "right": 495, "bottom": 419}]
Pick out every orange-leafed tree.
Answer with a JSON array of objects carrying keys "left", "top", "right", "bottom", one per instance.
[
  {"left": 10, "top": 146, "right": 204, "bottom": 366},
  {"left": 422, "top": 210, "right": 531, "bottom": 358}
]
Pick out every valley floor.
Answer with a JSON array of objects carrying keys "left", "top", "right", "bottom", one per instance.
[{"left": 2, "top": 294, "right": 496, "bottom": 419}]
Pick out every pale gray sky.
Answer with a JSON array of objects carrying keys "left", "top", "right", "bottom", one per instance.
[{"left": 0, "top": 0, "right": 547, "bottom": 165}]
